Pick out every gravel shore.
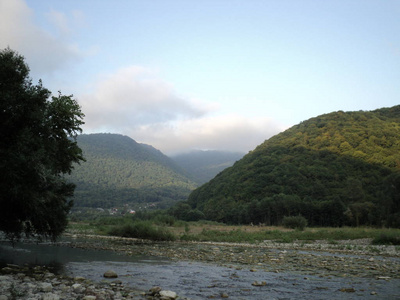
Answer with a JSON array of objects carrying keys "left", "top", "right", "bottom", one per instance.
[
  {"left": 67, "top": 235, "right": 400, "bottom": 279},
  {"left": 1, "top": 235, "right": 399, "bottom": 299}
]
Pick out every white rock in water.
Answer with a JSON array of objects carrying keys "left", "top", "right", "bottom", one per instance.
[{"left": 159, "top": 290, "right": 177, "bottom": 299}]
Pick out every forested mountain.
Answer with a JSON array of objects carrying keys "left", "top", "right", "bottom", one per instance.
[
  {"left": 171, "top": 150, "right": 245, "bottom": 184},
  {"left": 187, "top": 106, "right": 400, "bottom": 227},
  {"left": 69, "top": 133, "right": 197, "bottom": 209}
]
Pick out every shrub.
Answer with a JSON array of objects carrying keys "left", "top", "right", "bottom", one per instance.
[
  {"left": 282, "top": 215, "right": 308, "bottom": 231},
  {"left": 108, "top": 221, "right": 176, "bottom": 241},
  {"left": 153, "top": 214, "right": 176, "bottom": 226},
  {"left": 372, "top": 233, "right": 400, "bottom": 245}
]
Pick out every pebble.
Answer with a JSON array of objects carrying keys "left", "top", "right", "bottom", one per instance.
[{"left": 0, "top": 265, "right": 178, "bottom": 300}]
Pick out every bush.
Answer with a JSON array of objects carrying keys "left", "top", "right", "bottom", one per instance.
[
  {"left": 108, "top": 221, "right": 176, "bottom": 241},
  {"left": 372, "top": 233, "right": 400, "bottom": 245},
  {"left": 153, "top": 214, "right": 176, "bottom": 226},
  {"left": 282, "top": 215, "right": 308, "bottom": 231}
]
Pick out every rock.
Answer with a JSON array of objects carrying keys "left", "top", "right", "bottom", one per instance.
[
  {"left": 149, "top": 286, "right": 162, "bottom": 295},
  {"left": 83, "top": 296, "right": 97, "bottom": 300},
  {"left": 74, "top": 276, "right": 86, "bottom": 282},
  {"left": 72, "top": 283, "right": 85, "bottom": 293},
  {"left": 41, "top": 282, "right": 53, "bottom": 292},
  {"left": 377, "top": 276, "right": 391, "bottom": 280},
  {"left": 339, "top": 288, "right": 356, "bottom": 293},
  {"left": 221, "top": 292, "right": 229, "bottom": 298},
  {"left": 42, "top": 293, "right": 60, "bottom": 300},
  {"left": 252, "top": 281, "right": 267, "bottom": 286},
  {"left": 103, "top": 270, "right": 118, "bottom": 278},
  {"left": 0, "top": 296, "right": 8, "bottom": 300},
  {"left": 159, "top": 290, "right": 177, "bottom": 299}
]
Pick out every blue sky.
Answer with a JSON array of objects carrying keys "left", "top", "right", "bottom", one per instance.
[{"left": 1, "top": 0, "right": 399, "bottom": 154}]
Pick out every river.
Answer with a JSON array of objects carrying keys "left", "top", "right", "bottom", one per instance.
[{"left": 1, "top": 239, "right": 399, "bottom": 299}]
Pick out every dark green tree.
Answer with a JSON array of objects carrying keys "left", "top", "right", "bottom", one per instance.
[{"left": 0, "top": 48, "right": 85, "bottom": 242}]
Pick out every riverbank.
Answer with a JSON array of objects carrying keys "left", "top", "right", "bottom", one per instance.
[
  {"left": 1, "top": 235, "right": 399, "bottom": 299},
  {"left": 66, "top": 234, "right": 400, "bottom": 280}
]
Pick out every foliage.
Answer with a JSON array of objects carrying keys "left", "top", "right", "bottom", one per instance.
[
  {"left": 168, "top": 202, "right": 206, "bottom": 221},
  {"left": 108, "top": 220, "right": 176, "bottom": 241},
  {"left": 187, "top": 106, "right": 400, "bottom": 227},
  {"left": 372, "top": 233, "right": 400, "bottom": 245},
  {"left": 282, "top": 215, "right": 308, "bottom": 231},
  {"left": 0, "top": 48, "right": 84, "bottom": 242},
  {"left": 68, "top": 134, "right": 197, "bottom": 208}
]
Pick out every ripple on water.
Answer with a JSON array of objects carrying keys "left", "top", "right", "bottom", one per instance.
[{"left": 66, "top": 260, "right": 400, "bottom": 300}]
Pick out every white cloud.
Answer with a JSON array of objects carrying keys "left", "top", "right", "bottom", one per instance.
[
  {"left": 0, "top": 0, "right": 83, "bottom": 75},
  {"left": 80, "top": 66, "right": 286, "bottom": 154},
  {"left": 80, "top": 66, "right": 214, "bottom": 131},
  {"left": 129, "top": 114, "right": 286, "bottom": 155}
]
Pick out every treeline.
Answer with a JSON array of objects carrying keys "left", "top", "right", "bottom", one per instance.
[{"left": 186, "top": 106, "right": 400, "bottom": 228}]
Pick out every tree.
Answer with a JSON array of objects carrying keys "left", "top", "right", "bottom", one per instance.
[{"left": 0, "top": 48, "right": 85, "bottom": 242}]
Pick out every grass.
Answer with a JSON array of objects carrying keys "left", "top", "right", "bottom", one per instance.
[{"left": 66, "top": 220, "right": 400, "bottom": 245}]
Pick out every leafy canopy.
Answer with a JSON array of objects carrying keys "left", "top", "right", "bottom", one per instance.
[
  {"left": 187, "top": 107, "right": 400, "bottom": 227},
  {"left": 0, "top": 48, "right": 85, "bottom": 242}
]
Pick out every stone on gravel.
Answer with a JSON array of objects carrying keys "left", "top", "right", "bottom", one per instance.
[
  {"left": 72, "top": 283, "right": 85, "bottom": 293},
  {"left": 42, "top": 293, "right": 60, "bottom": 300},
  {"left": 41, "top": 282, "right": 53, "bottom": 292}
]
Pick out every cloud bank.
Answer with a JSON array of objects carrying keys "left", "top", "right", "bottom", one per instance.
[{"left": 80, "top": 66, "right": 285, "bottom": 154}]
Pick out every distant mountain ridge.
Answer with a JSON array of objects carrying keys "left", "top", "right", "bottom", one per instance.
[
  {"left": 187, "top": 105, "right": 400, "bottom": 227},
  {"left": 69, "top": 133, "right": 196, "bottom": 209},
  {"left": 171, "top": 150, "right": 245, "bottom": 184}
]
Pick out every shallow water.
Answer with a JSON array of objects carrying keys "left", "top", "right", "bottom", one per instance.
[{"left": 1, "top": 240, "right": 399, "bottom": 299}]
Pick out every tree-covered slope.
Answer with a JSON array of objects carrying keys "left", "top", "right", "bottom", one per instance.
[
  {"left": 69, "top": 133, "right": 197, "bottom": 208},
  {"left": 171, "top": 150, "right": 245, "bottom": 184},
  {"left": 187, "top": 106, "right": 400, "bottom": 227}
]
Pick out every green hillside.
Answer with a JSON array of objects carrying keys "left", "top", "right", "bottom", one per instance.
[
  {"left": 171, "top": 150, "right": 245, "bottom": 184},
  {"left": 187, "top": 106, "right": 400, "bottom": 227},
  {"left": 69, "top": 133, "right": 197, "bottom": 209}
]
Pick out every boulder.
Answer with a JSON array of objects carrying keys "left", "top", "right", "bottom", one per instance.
[
  {"left": 41, "top": 282, "right": 53, "bottom": 292},
  {"left": 103, "top": 270, "right": 118, "bottom": 278},
  {"left": 159, "top": 290, "right": 177, "bottom": 299}
]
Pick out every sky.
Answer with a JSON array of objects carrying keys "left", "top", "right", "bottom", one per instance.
[{"left": 1, "top": 0, "right": 399, "bottom": 155}]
